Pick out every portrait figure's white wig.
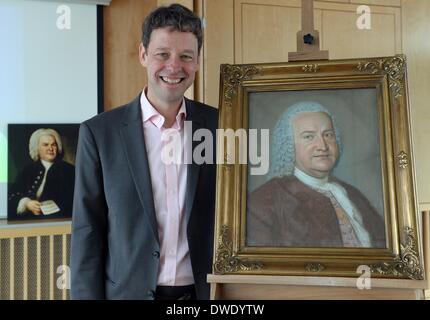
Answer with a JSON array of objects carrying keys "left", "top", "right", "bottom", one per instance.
[
  {"left": 29, "top": 128, "right": 63, "bottom": 161},
  {"left": 267, "top": 101, "right": 343, "bottom": 180}
]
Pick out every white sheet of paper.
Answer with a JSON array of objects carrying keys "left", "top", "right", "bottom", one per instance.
[{"left": 40, "top": 200, "right": 60, "bottom": 215}]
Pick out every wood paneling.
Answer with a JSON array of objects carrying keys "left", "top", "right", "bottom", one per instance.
[
  {"left": 203, "top": 0, "right": 401, "bottom": 106},
  {"left": 350, "top": 0, "right": 401, "bottom": 7},
  {"left": 321, "top": 6, "right": 401, "bottom": 58},
  {"left": 158, "top": 0, "right": 193, "bottom": 8},
  {"left": 201, "top": 0, "right": 235, "bottom": 107},
  {"left": 401, "top": 0, "right": 430, "bottom": 208},
  {"left": 319, "top": 0, "right": 349, "bottom": 3},
  {"left": 238, "top": 4, "right": 301, "bottom": 63},
  {"left": 103, "top": 0, "right": 157, "bottom": 110},
  {"left": 234, "top": 1, "right": 401, "bottom": 62}
]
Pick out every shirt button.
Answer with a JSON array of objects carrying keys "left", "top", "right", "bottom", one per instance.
[
  {"left": 147, "top": 290, "right": 156, "bottom": 299},
  {"left": 152, "top": 251, "right": 160, "bottom": 258}
]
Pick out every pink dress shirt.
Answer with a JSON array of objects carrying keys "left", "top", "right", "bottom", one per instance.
[{"left": 140, "top": 90, "right": 193, "bottom": 286}]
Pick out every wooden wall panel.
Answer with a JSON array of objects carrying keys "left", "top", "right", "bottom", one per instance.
[
  {"left": 401, "top": 0, "right": 430, "bottom": 209},
  {"left": 238, "top": 4, "right": 301, "bottom": 63},
  {"left": 103, "top": 0, "right": 157, "bottom": 110},
  {"left": 204, "top": 0, "right": 401, "bottom": 105},
  {"left": 236, "top": 2, "right": 326, "bottom": 64},
  {"left": 202, "top": 0, "right": 235, "bottom": 107},
  {"left": 320, "top": 0, "right": 349, "bottom": 3},
  {"left": 234, "top": 1, "right": 402, "bottom": 61},
  {"left": 350, "top": 0, "right": 401, "bottom": 6},
  {"left": 321, "top": 7, "right": 400, "bottom": 59},
  {"left": 158, "top": 0, "right": 194, "bottom": 8}
]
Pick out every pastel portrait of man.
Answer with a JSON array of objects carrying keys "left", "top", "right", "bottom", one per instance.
[{"left": 246, "top": 101, "right": 386, "bottom": 248}]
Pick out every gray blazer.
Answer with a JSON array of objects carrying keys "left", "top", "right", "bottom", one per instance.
[{"left": 71, "top": 94, "right": 218, "bottom": 299}]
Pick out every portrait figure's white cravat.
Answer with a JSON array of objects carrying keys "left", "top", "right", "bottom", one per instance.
[{"left": 294, "top": 167, "right": 372, "bottom": 247}]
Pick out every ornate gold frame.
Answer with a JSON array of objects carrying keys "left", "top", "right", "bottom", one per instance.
[{"left": 214, "top": 55, "right": 424, "bottom": 280}]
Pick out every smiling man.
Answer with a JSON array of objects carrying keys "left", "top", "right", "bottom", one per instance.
[
  {"left": 71, "top": 4, "right": 217, "bottom": 300},
  {"left": 246, "top": 102, "right": 386, "bottom": 248}
]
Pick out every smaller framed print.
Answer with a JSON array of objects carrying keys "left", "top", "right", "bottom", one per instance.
[{"left": 7, "top": 124, "right": 79, "bottom": 221}]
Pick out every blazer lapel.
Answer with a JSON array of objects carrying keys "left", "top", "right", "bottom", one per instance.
[
  {"left": 184, "top": 99, "right": 205, "bottom": 223},
  {"left": 119, "top": 96, "right": 159, "bottom": 242}
]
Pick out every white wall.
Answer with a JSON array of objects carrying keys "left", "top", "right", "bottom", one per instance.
[{"left": 0, "top": 0, "right": 98, "bottom": 218}]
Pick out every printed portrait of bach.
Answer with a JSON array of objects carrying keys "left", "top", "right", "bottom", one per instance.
[
  {"left": 247, "top": 102, "right": 386, "bottom": 248},
  {"left": 8, "top": 128, "right": 75, "bottom": 219}
]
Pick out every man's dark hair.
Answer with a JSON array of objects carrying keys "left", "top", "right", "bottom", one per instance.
[{"left": 141, "top": 3, "right": 203, "bottom": 52}]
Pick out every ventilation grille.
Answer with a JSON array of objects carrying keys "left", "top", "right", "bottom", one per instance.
[{"left": 0, "top": 234, "right": 70, "bottom": 300}]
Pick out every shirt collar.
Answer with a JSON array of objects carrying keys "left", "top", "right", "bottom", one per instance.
[
  {"left": 293, "top": 167, "right": 328, "bottom": 188},
  {"left": 140, "top": 88, "right": 187, "bottom": 130},
  {"left": 41, "top": 159, "right": 54, "bottom": 170}
]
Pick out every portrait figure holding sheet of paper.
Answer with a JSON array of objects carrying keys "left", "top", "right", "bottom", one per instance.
[{"left": 8, "top": 127, "right": 76, "bottom": 220}]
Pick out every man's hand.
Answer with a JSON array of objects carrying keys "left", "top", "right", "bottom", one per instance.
[{"left": 25, "top": 200, "right": 42, "bottom": 215}]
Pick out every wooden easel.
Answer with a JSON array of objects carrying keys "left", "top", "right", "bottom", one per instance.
[{"left": 288, "top": 0, "right": 329, "bottom": 61}]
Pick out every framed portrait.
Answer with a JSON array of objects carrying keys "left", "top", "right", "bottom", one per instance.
[
  {"left": 7, "top": 124, "right": 79, "bottom": 221},
  {"left": 213, "top": 55, "right": 424, "bottom": 280}
]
